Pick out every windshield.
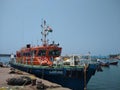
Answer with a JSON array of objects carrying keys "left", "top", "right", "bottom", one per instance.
[
  {"left": 38, "top": 50, "right": 46, "bottom": 56},
  {"left": 49, "top": 50, "right": 61, "bottom": 56}
]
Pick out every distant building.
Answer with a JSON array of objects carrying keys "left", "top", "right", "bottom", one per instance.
[
  {"left": 109, "top": 54, "right": 120, "bottom": 59},
  {"left": 0, "top": 54, "right": 11, "bottom": 57}
]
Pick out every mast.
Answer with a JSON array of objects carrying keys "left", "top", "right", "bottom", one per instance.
[{"left": 41, "top": 20, "right": 53, "bottom": 46}]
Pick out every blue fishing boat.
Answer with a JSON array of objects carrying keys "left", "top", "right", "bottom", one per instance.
[{"left": 10, "top": 20, "right": 98, "bottom": 90}]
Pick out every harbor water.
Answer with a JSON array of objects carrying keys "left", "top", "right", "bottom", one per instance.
[
  {"left": 88, "top": 60, "right": 120, "bottom": 90},
  {"left": 0, "top": 56, "right": 10, "bottom": 65},
  {"left": 0, "top": 56, "right": 120, "bottom": 90}
]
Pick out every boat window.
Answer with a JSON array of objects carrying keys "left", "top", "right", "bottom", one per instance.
[
  {"left": 31, "top": 50, "right": 37, "bottom": 55},
  {"left": 17, "top": 52, "right": 20, "bottom": 57},
  {"left": 23, "top": 52, "right": 30, "bottom": 56},
  {"left": 20, "top": 53, "right": 23, "bottom": 56},
  {"left": 23, "top": 53, "right": 25, "bottom": 56},
  {"left": 49, "top": 50, "right": 61, "bottom": 56},
  {"left": 34, "top": 50, "right": 37, "bottom": 54},
  {"left": 38, "top": 50, "right": 46, "bottom": 56}
]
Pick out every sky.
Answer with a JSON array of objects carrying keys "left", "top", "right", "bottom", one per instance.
[{"left": 0, "top": 0, "right": 120, "bottom": 55}]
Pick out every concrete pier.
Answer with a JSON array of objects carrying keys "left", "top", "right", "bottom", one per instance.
[{"left": 0, "top": 67, "right": 70, "bottom": 90}]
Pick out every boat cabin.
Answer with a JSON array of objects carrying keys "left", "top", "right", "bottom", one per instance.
[{"left": 16, "top": 44, "right": 62, "bottom": 66}]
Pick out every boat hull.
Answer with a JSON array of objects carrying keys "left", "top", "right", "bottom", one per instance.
[
  {"left": 109, "top": 61, "right": 118, "bottom": 65},
  {"left": 10, "top": 63, "right": 97, "bottom": 90}
]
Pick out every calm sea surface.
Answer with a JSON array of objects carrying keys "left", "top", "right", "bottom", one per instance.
[
  {"left": 88, "top": 60, "right": 120, "bottom": 90},
  {"left": 0, "top": 56, "right": 120, "bottom": 90},
  {"left": 0, "top": 56, "right": 10, "bottom": 64}
]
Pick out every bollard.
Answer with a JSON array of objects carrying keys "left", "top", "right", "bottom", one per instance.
[{"left": 31, "top": 79, "right": 36, "bottom": 86}]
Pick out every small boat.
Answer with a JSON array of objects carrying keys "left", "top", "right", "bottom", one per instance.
[
  {"left": 100, "top": 62, "right": 110, "bottom": 67},
  {"left": 109, "top": 60, "right": 118, "bottom": 65},
  {"left": 97, "top": 59, "right": 110, "bottom": 67},
  {"left": 10, "top": 20, "right": 98, "bottom": 90}
]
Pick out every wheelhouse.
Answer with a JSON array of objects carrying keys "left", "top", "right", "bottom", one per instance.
[{"left": 16, "top": 45, "right": 62, "bottom": 66}]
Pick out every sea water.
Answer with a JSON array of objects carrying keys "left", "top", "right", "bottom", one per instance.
[
  {"left": 0, "top": 56, "right": 10, "bottom": 64},
  {"left": 0, "top": 56, "right": 120, "bottom": 90},
  {"left": 88, "top": 60, "right": 120, "bottom": 90}
]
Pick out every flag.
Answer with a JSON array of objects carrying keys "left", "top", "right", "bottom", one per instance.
[{"left": 47, "top": 26, "right": 53, "bottom": 32}]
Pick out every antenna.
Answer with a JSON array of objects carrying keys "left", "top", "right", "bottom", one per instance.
[{"left": 41, "top": 20, "right": 53, "bottom": 46}]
